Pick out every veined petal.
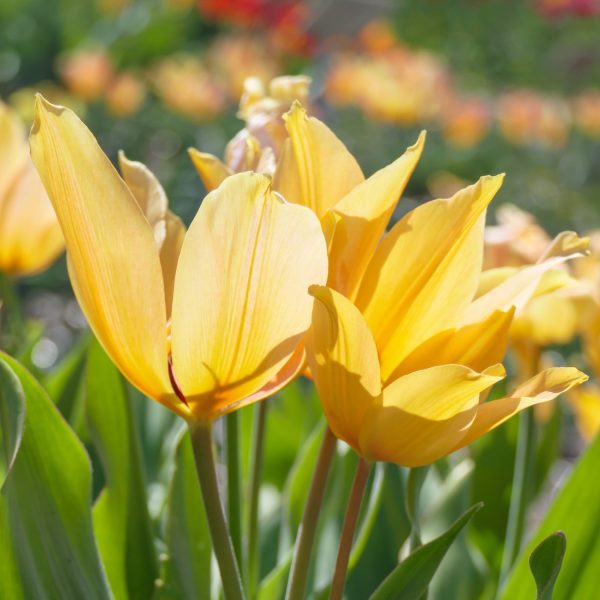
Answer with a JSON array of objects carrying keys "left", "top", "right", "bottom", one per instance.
[
  {"left": 188, "top": 148, "right": 232, "bottom": 192},
  {"left": 453, "top": 367, "right": 588, "bottom": 451},
  {"left": 30, "top": 95, "right": 173, "bottom": 404},
  {"left": 325, "top": 132, "right": 425, "bottom": 299},
  {"left": 359, "top": 364, "right": 505, "bottom": 467},
  {"left": 170, "top": 172, "right": 328, "bottom": 420},
  {"left": 0, "top": 160, "right": 64, "bottom": 276},
  {"left": 119, "top": 152, "right": 185, "bottom": 316},
  {"left": 306, "top": 286, "right": 382, "bottom": 451},
  {"left": 461, "top": 232, "right": 589, "bottom": 326},
  {"left": 356, "top": 175, "right": 504, "bottom": 382},
  {"left": 273, "top": 102, "right": 364, "bottom": 218},
  {"left": 390, "top": 308, "right": 515, "bottom": 378}
]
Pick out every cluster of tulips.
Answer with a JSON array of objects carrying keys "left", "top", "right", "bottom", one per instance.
[{"left": 2, "top": 74, "right": 598, "bottom": 598}]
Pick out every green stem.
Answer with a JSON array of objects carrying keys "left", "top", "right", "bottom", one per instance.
[
  {"left": 499, "top": 407, "right": 536, "bottom": 586},
  {"left": 247, "top": 401, "right": 268, "bottom": 598},
  {"left": 286, "top": 427, "right": 337, "bottom": 600},
  {"left": 405, "top": 466, "right": 430, "bottom": 552},
  {"left": 0, "top": 273, "right": 23, "bottom": 353},
  {"left": 190, "top": 422, "right": 246, "bottom": 600},
  {"left": 226, "top": 412, "right": 243, "bottom": 567},
  {"left": 329, "top": 458, "right": 372, "bottom": 600}
]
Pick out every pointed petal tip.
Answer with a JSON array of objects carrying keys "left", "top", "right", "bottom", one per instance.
[
  {"left": 31, "top": 94, "right": 65, "bottom": 134},
  {"left": 284, "top": 99, "right": 307, "bottom": 122}
]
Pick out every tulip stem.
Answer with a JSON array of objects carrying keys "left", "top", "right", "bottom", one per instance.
[
  {"left": 226, "top": 412, "right": 243, "bottom": 567},
  {"left": 286, "top": 426, "right": 337, "bottom": 600},
  {"left": 247, "top": 401, "right": 268, "bottom": 598},
  {"left": 499, "top": 407, "right": 536, "bottom": 587},
  {"left": 190, "top": 422, "right": 246, "bottom": 600},
  {"left": 329, "top": 458, "right": 372, "bottom": 600},
  {"left": 0, "top": 274, "right": 23, "bottom": 353}
]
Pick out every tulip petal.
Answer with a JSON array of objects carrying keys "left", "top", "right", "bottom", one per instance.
[
  {"left": 461, "top": 233, "right": 588, "bottom": 326},
  {"left": 356, "top": 175, "right": 504, "bottom": 382},
  {"left": 0, "top": 161, "right": 64, "bottom": 276},
  {"left": 30, "top": 96, "right": 173, "bottom": 405},
  {"left": 0, "top": 102, "right": 28, "bottom": 201},
  {"left": 170, "top": 172, "right": 328, "bottom": 420},
  {"left": 359, "top": 364, "right": 505, "bottom": 467},
  {"left": 273, "top": 102, "right": 364, "bottom": 218},
  {"left": 306, "top": 286, "right": 382, "bottom": 451},
  {"left": 325, "top": 132, "right": 425, "bottom": 299},
  {"left": 119, "top": 152, "right": 185, "bottom": 316},
  {"left": 188, "top": 148, "right": 232, "bottom": 192},
  {"left": 453, "top": 367, "right": 588, "bottom": 451},
  {"left": 390, "top": 308, "right": 515, "bottom": 378}
]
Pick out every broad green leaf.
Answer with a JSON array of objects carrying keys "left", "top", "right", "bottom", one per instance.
[
  {"left": 0, "top": 359, "right": 24, "bottom": 490},
  {"left": 370, "top": 503, "right": 483, "bottom": 600},
  {"left": 501, "top": 433, "right": 600, "bottom": 600},
  {"left": 0, "top": 352, "right": 111, "bottom": 600},
  {"left": 85, "top": 340, "right": 158, "bottom": 600},
  {"left": 257, "top": 550, "right": 293, "bottom": 600},
  {"left": 158, "top": 432, "right": 211, "bottom": 600},
  {"left": 529, "top": 532, "right": 566, "bottom": 600}
]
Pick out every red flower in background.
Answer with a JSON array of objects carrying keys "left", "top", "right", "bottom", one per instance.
[{"left": 535, "top": 0, "right": 600, "bottom": 18}]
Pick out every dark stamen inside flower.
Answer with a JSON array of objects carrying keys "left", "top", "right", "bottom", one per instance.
[{"left": 168, "top": 353, "right": 188, "bottom": 406}]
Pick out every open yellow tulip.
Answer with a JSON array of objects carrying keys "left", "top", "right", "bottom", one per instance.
[
  {"left": 0, "top": 101, "right": 64, "bottom": 277},
  {"left": 30, "top": 95, "right": 328, "bottom": 422},
  {"left": 306, "top": 179, "right": 588, "bottom": 466}
]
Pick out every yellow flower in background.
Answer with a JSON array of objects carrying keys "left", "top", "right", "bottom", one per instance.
[
  {"left": 189, "top": 75, "right": 311, "bottom": 191},
  {"left": 568, "top": 384, "right": 600, "bottom": 443},
  {"left": 30, "top": 95, "right": 328, "bottom": 421},
  {"left": 0, "top": 102, "right": 64, "bottom": 277},
  {"left": 305, "top": 179, "right": 588, "bottom": 466}
]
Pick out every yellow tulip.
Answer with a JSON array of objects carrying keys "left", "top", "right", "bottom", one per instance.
[
  {"left": 306, "top": 185, "right": 588, "bottom": 466},
  {"left": 0, "top": 101, "right": 64, "bottom": 277},
  {"left": 30, "top": 95, "right": 328, "bottom": 421},
  {"left": 568, "top": 384, "right": 600, "bottom": 443}
]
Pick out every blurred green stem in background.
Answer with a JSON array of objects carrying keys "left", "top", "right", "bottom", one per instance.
[
  {"left": 247, "top": 401, "right": 268, "bottom": 598},
  {"left": 499, "top": 408, "right": 537, "bottom": 587},
  {"left": 0, "top": 273, "right": 24, "bottom": 353},
  {"left": 329, "top": 458, "right": 372, "bottom": 600},
  {"left": 190, "top": 421, "right": 246, "bottom": 600},
  {"left": 405, "top": 465, "right": 430, "bottom": 552},
  {"left": 227, "top": 412, "right": 243, "bottom": 567},
  {"left": 286, "top": 426, "right": 337, "bottom": 600}
]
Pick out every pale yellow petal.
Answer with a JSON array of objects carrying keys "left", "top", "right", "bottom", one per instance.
[
  {"left": 273, "top": 102, "right": 364, "bottom": 218},
  {"left": 453, "top": 367, "right": 588, "bottom": 450},
  {"left": 461, "top": 234, "right": 588, "bottom": 326},
  {"left": 359, "top": 364, "right": 505, "bottom": 466},
  {"left": 170, "top": 172, "right": 328, "bottom": 420},
  {"left": 0, "top": 160, "right": 64, "bottom": 276},
  {"left": 118, "top": 152, "right": 186, "bottom": 316},
  {"left": 356, "top": 175, "right": 504, "bottom": 382},
  {"left": 30, "top": 95, "right": 173, "bottom": 405},
  {"left": 306, "top": 286, "right": 382, "bottom": 451},
  {"left": 188, "top": 147, "right": 232, "bottom": 192},
  {"left": 325, "top": 132, "right": 425, "bottom": 299},
  {"left": 0, "top": 102, "right": 28, "bottom": 203},
  {"left": 391, "top": 308, "right": 514, "bottom": 378}
]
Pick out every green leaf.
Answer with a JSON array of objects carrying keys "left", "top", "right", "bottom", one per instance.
[
  {"left": 529, "top": 532, "right": 566, "bottom": 600},
  {"left": 501, "top": 432, "right": 600, "bottom": 600},
  {"left": 0, "top": 352, "right": 111, "bottom": 600},
  {"left": 0, "top": 358, "right": 24, "bottom": 490},
  {"left": 370, "top": 502, "right": 483, "bottom": 600},
  {"left": 257, "top": 550, "right": 293, "bottom": 600},
  {"left": 158, "top": 431, "right": 212, "bottom": 600},
  {"left": 85, "top": 340, "right": 158, "bottom": 600}
]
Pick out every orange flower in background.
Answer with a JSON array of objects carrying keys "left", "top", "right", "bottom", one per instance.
[
  {"left": 572, "top": 91, "right": 600, "bottom": 138},
  {"left": 441, "top": 98, "right": 492, "bottom": 149},
  {"left": 0, "top": 102, "right": 63, "bottom": 277},
  {"left": 105, "top": 72, "right": 146, "bottom": 118},
  {"left": 31, "top": 96, "right": 328, "bottom": 421},
  {"left": 150, "top": 55, "right": 226, "bottom": 121},
  {"left": 58, "top": 49, "right": 114, "bottom": 102}
]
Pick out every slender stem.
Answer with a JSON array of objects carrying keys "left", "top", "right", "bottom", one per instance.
[
  {"left": 0, "top": 273, "right": 23, "bottom": 353},
  {"left": 499, "top": 408, "right": 536, "bottom": 586},
  {"left": 329, "top": 458, "right": 372, "bottom": 600},
  {"left": 286, "top": 427, "right": 337, "bottom": 600},
  {"left": 226, "top": 412, "right": 242, "bottom": 567},
  {"left": 405, "top": 466, "right": 430, "bottom": 553},
  {"left": 247, "top": 401, "right": 268, "bottom": 598},
  {"left": 190, "top": 422, "right": 246, "bottom": 600}
]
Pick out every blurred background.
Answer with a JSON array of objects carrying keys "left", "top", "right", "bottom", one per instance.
[{"left": 2, "top": 0, "right": 599, "bottom": 382}]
